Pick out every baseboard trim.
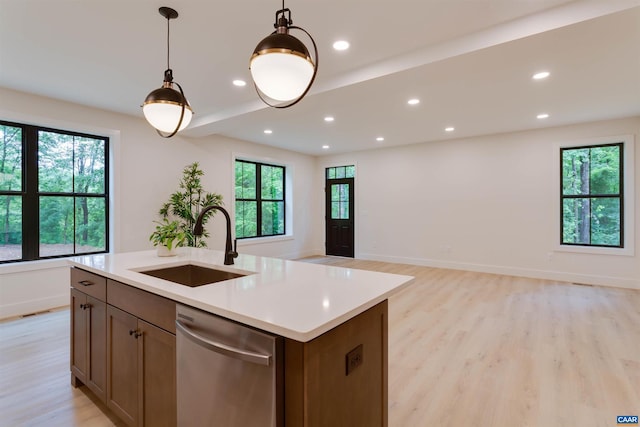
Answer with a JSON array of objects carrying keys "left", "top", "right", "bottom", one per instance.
[
  {"left": 280, "top": 249, "right": 323, "bottom": 260},
  {"left": 359, "top": 252, "right": 639, "bottom": 290},
  {"left": 0, "top": 295, "right": 69, "bottom": 320}
]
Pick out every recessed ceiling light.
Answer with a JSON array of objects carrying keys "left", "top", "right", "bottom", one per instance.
[
  {"left": 407, "top": 98, "right": 420, "bottom": 106},
  {"left": 264, "top": 129, "right": 273, "bottom": 134},
  {"left": 333, "top": 40, "right": 350, "bottom": 51},
  {"left": 322, "top": 145, "right": 330, "bottom": 150},
  {"left": 376, "top": 137, "right": 385, "bottom": 142},
  {"left": 324, "top": 116, "right": 335, "bottom": 122},
  {"left": 445, "top": 127, "right": 455, "bottom": 132},
  {"left": 232, "top": 79, "right": 247, "bottom": 87},
  {"left": 537, "top": 113, "right": 549, "bottom": 119},
  {"left": 532, "top": 71, "right": 550, "bottom": 80}
]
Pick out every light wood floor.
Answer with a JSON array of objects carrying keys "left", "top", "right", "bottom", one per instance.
[{"left": 1, "top": 258, "right": 639, "bottom": 426}]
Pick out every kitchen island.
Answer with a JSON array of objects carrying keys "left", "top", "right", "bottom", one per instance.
[{"left": 68, "top": 248, "right": 414, "bottom": 427}]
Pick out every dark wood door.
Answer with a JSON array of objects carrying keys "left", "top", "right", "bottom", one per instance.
[
  {"left": 139, "top": 320, "right": 176, "bottom": 427},
  {"left": 107, "top": 305, "right": 139, "bottom": 427},
  {"left": 326, "top": 178, "right": 355, "bottom": 257}
]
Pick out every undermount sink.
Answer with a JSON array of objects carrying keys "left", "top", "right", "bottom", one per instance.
[{"left": 139, "top": 264, "right": 246, "bottom": 287}]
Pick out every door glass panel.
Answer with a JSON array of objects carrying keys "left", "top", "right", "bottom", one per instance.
[
  {"left": 335, "top": 185, "right": 341, "bottom": 201},
  {"left": 340, "top": 202, "right": 349, "bottom": 219},
  {"left": 331, "top": 202, "right": 340, "bottom": 219},
  {"left": 327, "top": 165, "right": 355, "bottom": 179},
  {"left": 345, "top": 166, "right": 355, "bottom": 178},
  {"left": 330, "top": 184, "right": 349, "bottom": 219}
]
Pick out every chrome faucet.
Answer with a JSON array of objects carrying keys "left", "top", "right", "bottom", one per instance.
[{"left": 193, "top": 205, "right": 238, "bottom": 265}]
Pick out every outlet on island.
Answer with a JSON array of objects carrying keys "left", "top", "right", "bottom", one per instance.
[{"left": 345, "top": 344, "right": 364, "bottom": 376}]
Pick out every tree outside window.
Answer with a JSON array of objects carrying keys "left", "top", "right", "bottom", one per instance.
[
  {"left": 0, "top": 121, "right": 108, "bottom": 263},
  {"left": 235, "top": 160, "right": 285, "bottom": 239},
  {"left": 561, "top": 143, "right": 623, "bottom": 247}
]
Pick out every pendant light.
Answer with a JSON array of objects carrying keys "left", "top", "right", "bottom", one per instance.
[
  {"left": 250, "top": 1, "right": 319, "bottom": 108},
  {"left": 142, "top": 7, "right": 193, "bottom": 138}
]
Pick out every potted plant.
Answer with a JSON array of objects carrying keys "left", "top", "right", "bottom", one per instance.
[
  {"left": 155, "top": 162, "right": 223, "bottom": 249},
  {"left": 149, "top": 219, "right": 187, "bottom": 256}
]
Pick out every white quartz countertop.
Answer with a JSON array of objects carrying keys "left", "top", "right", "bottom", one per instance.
[{"left": 68, "top": 248, "right": 414, "bottom": 342}]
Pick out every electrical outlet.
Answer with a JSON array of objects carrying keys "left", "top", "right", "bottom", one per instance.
[{"left": 345, "top": 344, "right": 363, "bottom": 376}]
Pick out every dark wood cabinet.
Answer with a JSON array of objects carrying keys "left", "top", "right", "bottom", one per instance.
[
  {"left": 71, "top": 266, "right": 387, "bottom": 427},
  {"left": 106, "top": 305, "right": 139, "bottom": 426},
  {"left": 71, "top": 268, "right": 176, "bottom": 427},
  {"left": 70, "top": 278, "right": 107, "bottom": 404},
  {"left": 139, "top": 319, "right": 176, "bottom": 427},
  {"left": 284, "top": 300, "right": 388, "bottom": 427},
  {"left": 106, "top": 305, "right": 177, "bottom": 427}
]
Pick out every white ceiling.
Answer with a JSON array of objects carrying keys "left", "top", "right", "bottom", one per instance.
[{"left": 1, "top": 0, "right": 639, "bottom": 155}]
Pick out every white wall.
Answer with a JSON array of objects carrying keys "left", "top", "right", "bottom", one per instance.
[
  {"left": 190, "top": 136, "right": 322, "bottom": 260},
  {"left": 0, "top": 87, "right": 321, "bottom": 319},
  {"left": 319, "top": 117, "right": 640, "bottom": 289},
  {"left": 2, "top": 85, "right": 637, "bottom": 319}
]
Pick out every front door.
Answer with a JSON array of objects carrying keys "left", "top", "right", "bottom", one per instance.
[{"left": 325, "top": 166, "right": 355, "bottom": 257}]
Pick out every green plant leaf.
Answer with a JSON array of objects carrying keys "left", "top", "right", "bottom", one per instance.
[{"left": 152, "top": 162, "right": 223, "bottom": 248}]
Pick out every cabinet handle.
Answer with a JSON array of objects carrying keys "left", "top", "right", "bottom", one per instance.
[
  {"left": 79, "top": 303, "right": 91, "bottom": 310},
  {"left": 129, "top": 329, "right": 142, "bottom": 339},
  {"left": 78, "top": 280, "right": 94, "bottom": 287}
]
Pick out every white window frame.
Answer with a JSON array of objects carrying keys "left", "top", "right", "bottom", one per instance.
[{"left": 553, "top": 134, "right": 635, "bottom": 256}]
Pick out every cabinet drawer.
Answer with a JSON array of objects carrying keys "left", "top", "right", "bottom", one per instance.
[
  {"left": 71, "top": 268, "right": 107, "bottom": 301},
  {"left": 107, "top": 279, "right": 176, "bottom": 334}
]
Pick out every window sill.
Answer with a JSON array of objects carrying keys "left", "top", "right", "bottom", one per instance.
[
  {"left": 554, "top": 244, "right": 634, "bottom": 257},
  {"left": 237, "top": 235, "right": 294, "bottom": 246},
  {"left": 0, "top": 257, "right": 74, "bottom": 275}
]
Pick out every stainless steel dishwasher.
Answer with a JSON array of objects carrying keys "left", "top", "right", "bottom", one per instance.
[{"left": 175, "top": 304, "right": 283, "bottom": 427}]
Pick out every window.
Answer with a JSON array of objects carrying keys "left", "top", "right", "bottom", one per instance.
[
  {"left": 0, "top": 120, "right": 109, "bottom": 263},
  {"left": 561, "top": 142, "right": 623, "bottom": 247},
  {"left": 235, "top": 159, "right": 285, "bottom": 239},
  {"left": 326, "top": 165, "right": 355, "bottom": 220},
  {"left": 326, "top": 165, "right": 355, "bottom": 179}
]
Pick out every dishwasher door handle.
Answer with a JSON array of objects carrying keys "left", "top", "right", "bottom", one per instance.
[{"left": 176, "top": 320, "right": 272, "bottom": 366}]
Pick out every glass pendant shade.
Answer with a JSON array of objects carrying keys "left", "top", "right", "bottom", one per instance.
[
  {"left": 142, "top": 85, "right": 193, "bottom": 133},
  {"left": 250, "top": 33, "right": 315, "bottom": 102},
  {"left": 250, "top": 6, "right": 318, "bottom": 108},
  {"left": 142, "top": 7, "right": 192, "bottom": 137}
]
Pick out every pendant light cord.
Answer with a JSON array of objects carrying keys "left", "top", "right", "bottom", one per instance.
[{"left": 166, "top": 15, "right": 171, "bottom": 70}]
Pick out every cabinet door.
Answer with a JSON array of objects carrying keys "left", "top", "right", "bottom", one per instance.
[
  {"left": 139, "top": 320, "right": 176, "bottom": 427},
  {"left": 107, "top": 305, "right": 139, "bottom": 427},
  {"left": 70, "top": 289, "right": 88, "bottom": 386},
  {"left": 86, "top": 296, "right": 107, "bottom": 402}
]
